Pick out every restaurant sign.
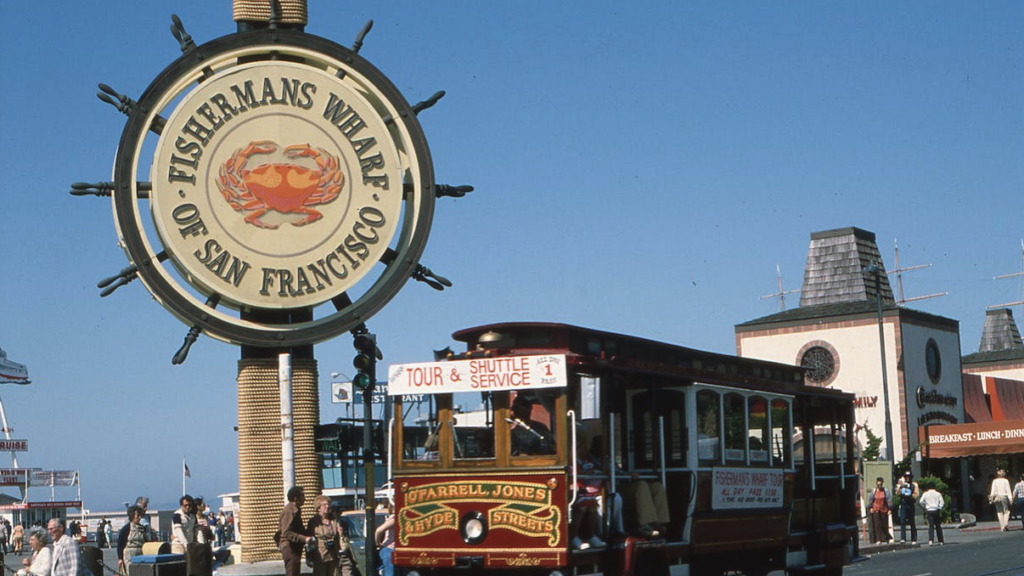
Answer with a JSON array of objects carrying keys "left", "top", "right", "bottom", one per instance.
[{"left": 921, "top": 419, "right": 1024, "bottom": 458}]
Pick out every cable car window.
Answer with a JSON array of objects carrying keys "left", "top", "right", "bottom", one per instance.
[
  {"left": 697, "top": 389, "right": 720, "bottom": 465},
  {"left": 509, "top": 390, "right": 557, "bottom": 457},
  {"left": 724, "top": 392, "right": 746, "bottom": 462},
  {"left": 454, "top": 393, "right": 495, "bottom": 460},
  {"left": 771, "top": 398, "right": 791, "bottom": 467},
  {"left": 668, "top": 402, "right": 686, "bottom": 465},
  {"left": 748, "top": 396, "right": 769, "bottom": 465}
]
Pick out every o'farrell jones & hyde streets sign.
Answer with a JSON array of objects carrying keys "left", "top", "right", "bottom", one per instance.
[{"left": 153, "top": 62, "right": 402, "bottom": 310}]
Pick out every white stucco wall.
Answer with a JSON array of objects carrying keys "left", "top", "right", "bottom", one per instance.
[{"left": 737, "top": 314, "right": 962, "bottom": 463}]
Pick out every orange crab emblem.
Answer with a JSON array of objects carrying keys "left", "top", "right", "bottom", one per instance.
[{"left": 217, "top": 140, "right": 344, "bottom": 229}]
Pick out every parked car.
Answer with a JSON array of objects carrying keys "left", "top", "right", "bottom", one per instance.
[{"left": 338, "top": 510, "right": 387, "bottom": 570}]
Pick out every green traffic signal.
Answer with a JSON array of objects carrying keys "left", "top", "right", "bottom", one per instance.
[
  {"left": 352, "top": 332, "right": 379, "bottom": 391},
  {"left": 353, "top": 371, "right": 373, "bottom": 391}
]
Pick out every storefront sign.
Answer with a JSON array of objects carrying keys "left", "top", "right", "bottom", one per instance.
[
  {"left": 921, "top": 419, "right": 1024, "bottom": 458},
  {"left": 0, "top": 501, "right": 82, "bottom": 511},
  {"left": 388, "top": 355, "right": 568, "bottom": 396},
  {"left": 711, "top": 467, "right": 784, "bottom": 509},
  {"left": 0, "top": 468, "right": 35, "bottom": 486},
  {"left": 332, "top": 382, "right": 423, "bottom": 404}
]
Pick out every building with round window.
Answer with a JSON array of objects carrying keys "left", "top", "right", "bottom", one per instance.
[{"left": 735, "top": 227, "right": 964, "bottom": 468}]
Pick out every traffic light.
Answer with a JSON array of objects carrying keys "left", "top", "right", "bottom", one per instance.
[{"left": 352, "top": 332, "right": 379, "bottom": 391}]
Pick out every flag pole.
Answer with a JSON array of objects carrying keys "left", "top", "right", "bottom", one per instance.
[{"left": 182, "top": 457, "right": 186, "bottom": 496}]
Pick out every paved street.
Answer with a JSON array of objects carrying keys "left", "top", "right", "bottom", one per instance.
[{"left": 4, "top": 524, "right": 1021, "bottom": 576}]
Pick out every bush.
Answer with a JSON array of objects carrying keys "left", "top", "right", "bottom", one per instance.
[{"left": 893, "top": 475, "right": 952, "bottom": 524}]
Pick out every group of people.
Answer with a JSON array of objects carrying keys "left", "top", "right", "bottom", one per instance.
[
  {"left": 987, "top": 468, "right": 1024, "bottom": 532},
  {"left": 279, "top": 487, "right": 370, "bottom": 576},
  {"left": 0, "top": 519, "right": 26, "bottom": 555},
  {"left": 868, "top": 470, "right": 947, "bottom": 546},
  {"left": 278, "top": 486, "right": 403, "bottom": 576},
  {"left": 13, "top": 518, "right": 89, "bottom": 576},
  {"left": 93, "top": 519, "right": 113, "bottom": 550}
]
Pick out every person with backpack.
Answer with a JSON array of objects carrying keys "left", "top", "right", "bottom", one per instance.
[{"left": 896, "top": 470, "right": 919, "bottom": 544}]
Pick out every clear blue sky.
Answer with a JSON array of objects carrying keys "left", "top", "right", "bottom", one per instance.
[{"left": 1, "top": 1, "right": 1021, "bottom": 511}]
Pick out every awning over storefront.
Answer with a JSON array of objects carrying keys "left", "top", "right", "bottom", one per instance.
[
  {"left": 920, "top": 419, "right": 1024, "bottom": 458},
  {"left": 963, "top": 373, "right": 993, "bottom": 423},
  {"left": 990, "top": 377, "right": 1024, "bottom": 421}
]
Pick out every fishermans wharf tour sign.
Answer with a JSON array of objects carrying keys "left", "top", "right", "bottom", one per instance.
[{"left": 105, "top": 29, "right": 439, "bottom": 349}]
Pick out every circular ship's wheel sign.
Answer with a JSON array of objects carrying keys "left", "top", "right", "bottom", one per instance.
[{"left": 112, "top": 30, "right": 435, "bottom": 347}]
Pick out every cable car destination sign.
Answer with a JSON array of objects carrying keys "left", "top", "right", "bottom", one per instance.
[
  {"left": 85, "top": 19, "right": 460, "bottom": 352},
  {"left": 388, "top": 355, "right": 568, "bottom": 396}
]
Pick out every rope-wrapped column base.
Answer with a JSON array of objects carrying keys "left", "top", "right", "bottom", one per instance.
[
  {"left": 238, "top": 357, "right": 321, "bottom": 563},
  {"left": 233, "top": 0, "right": 308, "bottom": 26}
]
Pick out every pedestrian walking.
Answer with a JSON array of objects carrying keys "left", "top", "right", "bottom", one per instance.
[
  {"left": 920, "top": 485, "right": 945, "bottom": 545},
  {"left": 990, "top": 469, "right": 1013, "bottom": 531},
  {"left": 1013, "top": 474, "right": 1024, "bottom": 531},
  {"left": 278, "top": 486, "right": 310, "bottom": 576}
]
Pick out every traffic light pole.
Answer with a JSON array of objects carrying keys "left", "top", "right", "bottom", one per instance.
[
  {"left": 363, "top": 373, "right": 376, "bottom": 573},
  {"left": 352, "top": 326, "right": 380, "bottom": 573}
]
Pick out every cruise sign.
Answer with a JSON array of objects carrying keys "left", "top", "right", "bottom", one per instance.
[
  {"left": 0, "top": 440, "right": 28, "bottom": 452},
  {"left": 388, "top": 355, "right": 568, "bottom": 396}
]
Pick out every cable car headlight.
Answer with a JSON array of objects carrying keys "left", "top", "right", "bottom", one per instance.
[{"left": 460, "top": 511, "right": 487, "bottom": 544}]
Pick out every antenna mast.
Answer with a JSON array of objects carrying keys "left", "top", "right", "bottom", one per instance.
[
  {"left": 760, "top": 264, "right": 801, "bottom": 311},
  {"left": 988, "top": 240, "right": 1024, "bottom": 310},
  {"left": 889, "top": 238, "right": 946, "bottom": 306}
]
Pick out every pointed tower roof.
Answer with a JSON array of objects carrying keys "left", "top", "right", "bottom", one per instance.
[
  {"left": 979, "top": 308, "right": 1024, "bottom": 353},
  {"left": 798, "top": 227, "right": 894, "bottom": 307}
]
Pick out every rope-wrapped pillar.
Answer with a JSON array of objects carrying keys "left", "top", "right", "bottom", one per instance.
[
  {"left": 238, "top": 356, "right": 321, "bottom": 562},
  {"left": 231, "top": 0, "right": 317, "bottom": 564},
  {"left": 234, "top": 0, "right": 308, "bottom": 29}
]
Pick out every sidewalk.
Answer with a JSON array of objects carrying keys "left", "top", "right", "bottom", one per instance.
[{"left": 858, "top": 518, "right": 1010, "bottom": 555}]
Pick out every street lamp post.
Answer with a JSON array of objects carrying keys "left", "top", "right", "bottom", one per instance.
[{"left": 864, "top": 262, "right": 895, "bottom": 463}]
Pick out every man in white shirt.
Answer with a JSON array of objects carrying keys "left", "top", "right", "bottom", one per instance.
[
  {"left": 919, "top": 486, "right": 945, "bottom": 545},
  {"left": 171, "top": 495, "right": 197, "bottom": 553}
]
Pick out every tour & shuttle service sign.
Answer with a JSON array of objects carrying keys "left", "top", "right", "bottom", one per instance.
[{"left": 388, "top": 355, "right": 568, "bottom": 396}]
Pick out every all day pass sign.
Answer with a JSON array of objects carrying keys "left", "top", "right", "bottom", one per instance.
[{"left": 388, "top": 355, "right": 567, "bottom": 396}]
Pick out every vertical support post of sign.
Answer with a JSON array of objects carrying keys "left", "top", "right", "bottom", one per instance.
[
  {"left": 280, "top": 353, "right": 295, "bottom": 496},
  {"left": 0, "top": 393, "right": 20, "bottom": 470},
  {"left": 230, "top": 1, "right": 317, "bottom": 564},
  {"left": 238, "top": 313, "right": 321, "bottom": 562}
]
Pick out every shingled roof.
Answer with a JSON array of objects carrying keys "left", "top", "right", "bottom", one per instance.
[
  {"left": 978, "top": 308, "right": 1023, "bottom": 353},
  {"left": 799, "top": 227, "right": 894, "bottom": 307},
  {"left": 738, "top": 227, "right": 957, "bottom": 331}
]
